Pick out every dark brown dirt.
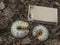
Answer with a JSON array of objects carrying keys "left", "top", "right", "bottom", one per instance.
[{"left": 0, "top": 0, "right": 60, "bottom": 45}]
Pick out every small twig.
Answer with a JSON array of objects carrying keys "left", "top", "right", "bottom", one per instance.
[{"left": 54, "top": 2, "right": 60, "bottom": 7}]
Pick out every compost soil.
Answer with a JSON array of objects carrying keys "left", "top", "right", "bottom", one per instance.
[{"left": 0, "top": 0, "right": 60, "bottom": 45}]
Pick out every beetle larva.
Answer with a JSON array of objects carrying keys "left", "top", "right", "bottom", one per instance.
[
  {"left": 32, "top": 25, "right": 49, "bottom": 41},
  {"left": 11, "top": 20, "right": 29, "bottom": 38}
]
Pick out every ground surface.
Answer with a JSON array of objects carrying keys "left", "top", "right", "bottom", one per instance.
[{"left": 0, "top": 0, "right": 60, "bottom": 45}]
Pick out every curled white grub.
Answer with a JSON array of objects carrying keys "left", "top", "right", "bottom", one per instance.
[
  {"left": 11, "top": 20, "right": 29, "bottom": 38},
  {"left": 32, "top": 25, "right": 49, "bottom": 41}
]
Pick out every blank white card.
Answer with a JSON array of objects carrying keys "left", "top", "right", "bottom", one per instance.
[{"left": 28, "top": 5, "right": 58, "bottom": 24}]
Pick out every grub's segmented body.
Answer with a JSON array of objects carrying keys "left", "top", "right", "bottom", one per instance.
[
  {"left": 11, "top": 20, "right": 29, "bottom": 38},
  {"left": 32, "top": 25, "right": 49, "bottom": 41}
]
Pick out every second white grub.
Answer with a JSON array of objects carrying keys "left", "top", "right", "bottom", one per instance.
[{"left": 32, "top": 25, "right": 49, "bottom": 41}]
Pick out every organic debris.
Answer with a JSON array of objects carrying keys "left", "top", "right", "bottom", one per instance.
[{"left": 0, "top": 0, "right": 60, "bottom": 45}]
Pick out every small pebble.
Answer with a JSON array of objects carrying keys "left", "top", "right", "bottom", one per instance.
[{"left": 0, "top": 2, "right": 5, "bottom": 10}]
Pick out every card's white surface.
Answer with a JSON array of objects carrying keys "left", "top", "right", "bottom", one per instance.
[{"left": 28, "top": 5, "right": 58, "bottom": 23}]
